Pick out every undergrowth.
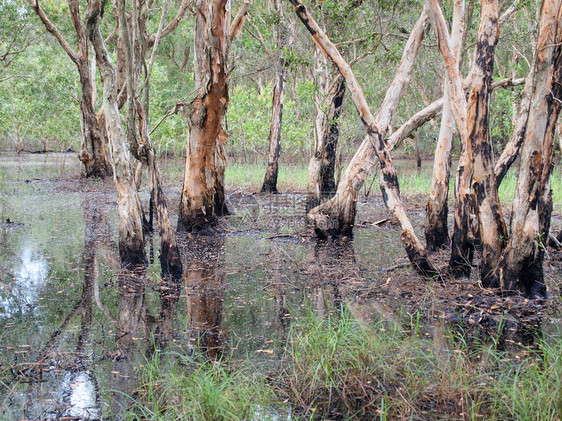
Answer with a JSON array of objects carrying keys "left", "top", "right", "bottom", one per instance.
[{"left": 132, "top": 310, "right": 562, "bottom": 420}]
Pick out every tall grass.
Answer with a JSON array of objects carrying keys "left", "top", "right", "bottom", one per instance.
[
  {"left": 133, "top": 311, "right": 562, "bottom": 420},
  {"left": 278, "top": 309, "right": 562, "bottom": 420},
  {"left": 130, "top": 351, "right": 274, "bottom": 420}
]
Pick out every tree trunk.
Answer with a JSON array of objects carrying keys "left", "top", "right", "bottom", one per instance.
[
  {"left": 211, "top": 1, "right": 250, "bottom": 216},
  {"left": 427, "top": 0, "right": 476, "bottom": 278},
  {"left": 261, "top": 58, "right": 287, "bottom": 193},
  {"left": 467, "top": 0, "right": 507, "bottom": 287},
  {"left": 306, "top": 73, "right": 346, "bottom": 211},
  {"left": 85, "top": 0, "right": 146, "bottom": 267},
  {"left": 178, "top": 0, "right": 229, "bottom": 232},
  {"left": 262, "top": 2, "right": 289, "bottom": 194},
  {"left": 500, "top": 0, "right": 562, "bottom": 296},
  {"left": 29, "top": 0, "right": 111, "bottom": 179},
  {"left": 425, "top": 0, "right": 464, "bottom": 251},
  {"left": 78, "top": 65, "right": 112, "bottom": 178},
  {"left": 306, "top": 7, "right": 430, "bottom": 240},
  {"left": 114, "top": 0, "right": 182, "bottom": 277},
  {"left": 290, "top": 0, "right": 438, "bottom": 278},
  {"left": 214, "top": 141, "right": 230, "bottom": 216}
]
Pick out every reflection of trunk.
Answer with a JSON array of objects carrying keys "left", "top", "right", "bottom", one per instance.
[
  {"left": 155, "top": 275, "right": 182, "bottom": 350},
  {"left": 178, "top": 0, "right": 229, "bottom": 232},
  {"left": 292, "top": 1, "right": 436, "bottom": 278},
  {"left": 112, "top": 270, "right": 148, "bottom": 411},
  {"left": 185, "top": 238, "right": 225, "bottom": 360},
  {"left": 305, "top": 8, "right": 430, "bottom": 242},
  {"left": 467, "top": 0, "right": 506, "bottom": 287},
  {"left": 306, "top": 74, "right": 346, "bottom": 211},
  {"left": 500, "top": 1, "right": 562, "bottom": 297},
  {"left": 425, "top": 0, "right": 464, "bottom": 251},
  {"left": 85, "top": 0, "right": 146, "bottom": 267},
  {"left": 262, "top": 2, "right": 290, "bottom": 194}
]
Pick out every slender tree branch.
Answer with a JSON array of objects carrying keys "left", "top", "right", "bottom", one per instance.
[
  {"left": 229, "top": 0, "right": 251, "bottom": 40},
  {"left": 28, "top": 0, "right": 79, "bottom": 64},
  {"left": 146, "top": 0, "right": 191, "bottom": 49}
]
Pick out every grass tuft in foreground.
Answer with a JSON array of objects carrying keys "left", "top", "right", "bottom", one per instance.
[
  {"left": 130, "top": 351, "right": 274, "bottom": 420},
  {"left": 278, "top": 309, "right": 562, "bottom": 420},
  {"left": 133, "top": 310, "right": 562, "bottom": 420}
]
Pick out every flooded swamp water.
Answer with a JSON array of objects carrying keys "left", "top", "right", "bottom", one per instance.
[{"left": 0, "top": 153, "right": 561, "bottom": 419}]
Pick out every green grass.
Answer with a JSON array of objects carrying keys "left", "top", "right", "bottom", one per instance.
[
  {"left": 132, "top": 310, "right": 562, "bottom": 420},
  {"left": 160, "top": 157, "right": 562, "bottom": 211},
  {"left": 226, "top": 163, "right": 309, "bottom": 191},
  {"left": 130, "top": 351, "right": 275, "bottom": 420}
]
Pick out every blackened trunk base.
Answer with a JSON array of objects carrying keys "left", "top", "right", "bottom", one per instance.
[
  {"left": 177, "top": 209, "right": 218, "bottom": 234},
  {"left": 425, "top": 202, "right": 450, "bottom": 251}
]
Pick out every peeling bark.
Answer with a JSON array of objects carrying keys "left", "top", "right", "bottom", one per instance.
[
  {"left": 466, "top": 0, "right": 506, "bottom": 287},
  {"left": 306, "top": 72, "right": 346, "bottom": 211},
  {"left": 262, "top": 1, "right": 290, "bottom": 194},
  {"left": 427, "top": 0, "right": 475, "bottom": 278},
  {"left": 29, "top": 0, "right": 111, "bottom": 178},
  {"left": 178, "top": 0, "right": 230, "bottom": 232},
  {"left": 305, "top": 6, "right": 430, "bottom": 240},
  {"left": 85, "top": 0, "right": 146, "bottom": 267}
]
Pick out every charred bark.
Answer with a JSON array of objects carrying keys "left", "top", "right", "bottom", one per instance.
[
  {"left": 428, "top": 0, "right": 476, "bottom": 277},
  {"left": 305, "top": 7, "right": 430, "bottom": 240},
  {"left": 467, "top": 0, "right": 506, "bottom": 287},
  {"left": 306, "top": 73, "right": 346, "bottom": 211},
  {"left": 499, "top": 0, "right": 562, "bottom": 297}
]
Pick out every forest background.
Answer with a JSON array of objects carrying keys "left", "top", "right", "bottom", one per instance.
[{"left": 1, "top": 0, "right": 551, "bottom": 167}]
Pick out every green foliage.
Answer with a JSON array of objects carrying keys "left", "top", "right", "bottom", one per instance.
[{"left": 227, "top": 83, "right": 314, "bottom": 160}]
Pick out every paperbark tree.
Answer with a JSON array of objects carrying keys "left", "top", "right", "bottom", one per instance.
[
  {"left": 85, "top": 0, "right": 146, "bottom": 267},
  {"left": 29, "top": 0, "right": 112, "bottom": 179},
  {"left": 306, "top": 65, "right": 346, "bottom": 211},
  {"left": 289, "top": 0, "right": 437, "bottom": 278},
  {"left": 115, "top": 0, "right": 182, "bottom": 278},
  {"left": 425, "top": 0, "right": 464, "bottom": 251},
  {"left": 306, "top": 7, "right": 430, "bottom": 240},
  {"left": 261, "top": 0, "right": 290, "bottom": 193},
  {"left": 178, "top": 0, "right": 229, "bottom": 232},
  {"left": 214, "top": 0, "right": 250, "bottom": 216},
  {"left": 466, "top": 0, "right": 506, "bottom": 287},
  {"left": 427, "top": 0, "right": 475, "bottom": 278},
  {"left": 499, "top": 0, "right": 562, "bottom": 297},
  {"left": 178, "top": 0, "right": 250, "bottom": 231}
]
